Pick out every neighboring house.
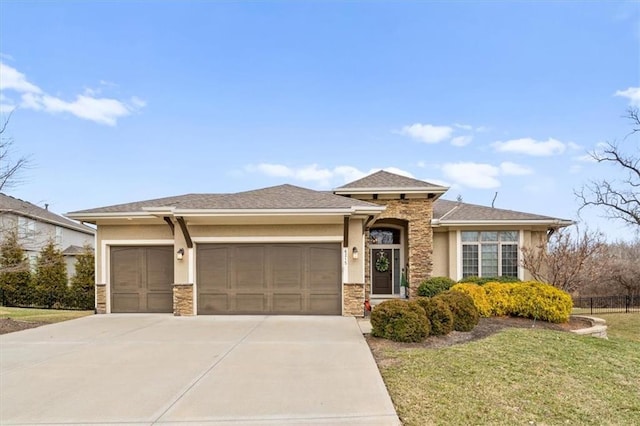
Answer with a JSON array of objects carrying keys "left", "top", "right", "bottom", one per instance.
[
  {"left": 66, "top": 171, "right": 572, "bottom": 316},
  {"left": 0, "top": 194, "right": 95, "bottom": 278}
]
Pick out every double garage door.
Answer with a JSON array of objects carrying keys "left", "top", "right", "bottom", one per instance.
[{"left": 110, "top": 243, "right": 341, "bottom": 315}]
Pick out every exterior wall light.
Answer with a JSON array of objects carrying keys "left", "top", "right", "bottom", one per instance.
[
  {"left": 176, "top": 248, "right": 185, "bottom": 260},
  {"left": 352, "top": 247, "right": 359, "bottom": 260}
]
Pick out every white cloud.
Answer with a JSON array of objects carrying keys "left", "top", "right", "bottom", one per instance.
[
  {"left": 441, "top": 162, "right": 501, "bottom": 189},
  {"left": 451, "top": 135, "right": 473, "bottom": 147},
  {"left": 499, "top": 161, "right": 533, "bottom": 176},
  {"left": 492, "top": 137, "right": 566, "bottom": 156},
  {"left": 454, "top": 123, "right": 473, "bottom": 131},
  {"left": 615, "top": 86, "right": 640, "bottom": 106},
  {"left": 0, "top": 61, "right": 144, "bottom": 125},
  {"left": 399, "top": 123, "right": 453, "bottom": 144},
  {"left": 567, "top": 142, "right": 582, "bottom": 151},
  {"left": 244, "top": 164, "right": 415, "bottom": 188},
  {"left": 0, "top": 62, "right": 42, "bottom": 93}
]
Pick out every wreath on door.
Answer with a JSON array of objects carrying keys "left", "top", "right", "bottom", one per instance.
[{"left": 375, "top": 251, "right": 389, "bottom": 272}]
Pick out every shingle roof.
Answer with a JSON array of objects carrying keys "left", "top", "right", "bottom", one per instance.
[
  {"left": 433, "top": 199, "right": 569, "bottom": 222},
  {"left": 335, "top": 170, "right": 448, "bottom": 190},
  {"left": 62, "top": 245, "right": 92, "bottom": 255},
  {"left": 0, "top": 193, "right": 95, "bottom": 234},
  {"left": 68, "top": 184, "right": 382, "bottom": 214}
]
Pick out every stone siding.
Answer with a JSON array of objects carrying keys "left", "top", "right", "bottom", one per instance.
[
  {"left": 95, "top": 283, "right": 107, "bottom": 314},
  {"left": 343, "top": 283, "right": 365, "bottom": 317},
  {"left": 173, "top": 284, "right": 194, "bottom": 316},
  {"left": 367, "top": 198, "right": 434, "bottom": 298}
]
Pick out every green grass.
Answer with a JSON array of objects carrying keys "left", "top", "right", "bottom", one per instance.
[
  {"left": 375, "top": 320, "right": 640, "bottom": 425},
  {"left": 0, "top": 306, "right": 93, "bottom": 323}
]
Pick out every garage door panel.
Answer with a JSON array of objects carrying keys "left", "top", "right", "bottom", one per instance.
[
  {"left": 112, "top": 294, "right": 141, "bottom": 313},
  {"left": 234, "top": 294, "right": 266, "bottom": 313},
  {"left": 146, "top": 248, "right": 174, "bottom": 291},
  {"left": 271, "top": 246, "right": 303, "bottom": 291},
  {"left": 111, "top": 248, "right": 141, "bottom": 290},
  {"left": 309, "top": 295, "right": 341, "bottom": 315},
  {"left": 197, "top": 243, "right": 340, "bottom": 315},
  {"left": 198, "top": 247, "right": 229, "bottom": 290},
  {"left": 111, "top": 246, "right": 173, "bottom": 313},
  {"left": 199, "top": 294, "right": 229, "bottom": 313},
  {"left": 273, "top": 294, "right": 303, "bottom": 313},
  {"left": 235, "top": 246, "right": 266, "bottom": 290}
]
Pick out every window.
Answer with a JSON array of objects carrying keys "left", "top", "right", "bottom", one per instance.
[
  {"left": 461, "top": 231, "right": 519, "bottom": 278},
  {"left": 18, "top": 217, "right": 36, "bottom": 240},
  {"left": 370, "top": 228, "right": 400, "bottom": 245}
]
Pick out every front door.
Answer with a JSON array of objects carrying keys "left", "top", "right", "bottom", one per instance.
[
  {"left": 372, "top": 249, "right": 393, "bottom": 294},
  {"left": 370, "top": 227, "right": 403, "bottom": 295}
]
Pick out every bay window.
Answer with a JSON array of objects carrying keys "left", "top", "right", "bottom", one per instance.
[{"left": 461, "top": 231, "right": 519, "bottom": 278}]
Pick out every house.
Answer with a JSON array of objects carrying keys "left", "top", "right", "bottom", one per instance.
[
  {"left": 0, "top": 194, "right": 95, "bottom": 278},
  {"left": 66, "top": 171, "right": 572, "bottom": 316}
]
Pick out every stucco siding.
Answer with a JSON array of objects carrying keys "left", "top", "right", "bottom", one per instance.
[
  {"left": 189, "top": 224, "right": 343, "bottom": 238},
  {"left": 431, "top": 231, "right": 449, "bottom": 277}
]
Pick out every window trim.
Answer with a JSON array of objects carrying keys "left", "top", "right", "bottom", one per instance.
[{"left": 457, "top": 230, "right": 523, "bottom": 280}]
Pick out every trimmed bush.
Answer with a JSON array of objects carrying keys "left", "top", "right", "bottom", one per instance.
[
  {"left": 458, "top": 275, "right": 521, "bottom": 285},
  {"left": 417, "top": 276, "right": 455, "bottom": 297},
  {"left": 433, "top": 291, "right": 479, "bottom": 332},
  {"left": 371, "top": 299, "right": 431, "bottom": 342},
  {"left": 415, "top": 297, "right": 454, "bottom": 336},
  {"left": 510, "top": 281, "right": 573, "bottom": 323},
  {"left": 450, "top": 283, "right": 492, "bottom": 317},
  {"left": 483, "top": 282, "right": 519, "bottom": 316}
]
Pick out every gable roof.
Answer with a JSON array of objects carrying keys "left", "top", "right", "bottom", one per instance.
[
  {"left": 67, "top": 184, "right": 384, "bottom": 217},
  {"left": 0, "top": 193, "right": 95, "bottom": 234},
  {"left": 433, "top": 198, "right": 572, "bottom": 225},
  {"left": 334, "top": 170, "right": 448, "bottom": 193}
]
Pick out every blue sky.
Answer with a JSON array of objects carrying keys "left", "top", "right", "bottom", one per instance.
[{"left": 1, "top": 1, "right": 638, "bottom": 240}]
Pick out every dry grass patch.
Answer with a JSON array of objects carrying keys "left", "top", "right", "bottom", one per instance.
[{"left": 0, "top": 307, "right": 93, "bottom": 334}]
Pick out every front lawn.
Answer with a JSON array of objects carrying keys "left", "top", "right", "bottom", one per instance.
[
  {"left": 0, "top": 306, "right": 93, "bottom": 324},
  {"left": 371, "top": 317, "right": 640, "bottom": 425}
]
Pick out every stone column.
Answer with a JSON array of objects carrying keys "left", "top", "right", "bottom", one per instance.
[
  {"left": 95, "top": 283, "right": 107, "bottom": 314},
  {"left": 343, "top": 283, "right": 365, "bottom": 317},
  {"left": 173, "top": 283, "right": 194, "bottom": 316}
]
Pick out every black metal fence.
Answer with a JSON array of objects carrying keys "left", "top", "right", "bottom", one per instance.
[{"left": 573, "top": 295, "right": 640, "bottom": 314}]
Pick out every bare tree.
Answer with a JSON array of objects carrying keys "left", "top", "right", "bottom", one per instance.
[
  {"left": 521, "top": 228, "right": 607, "bottom": 293},
  {"left": 576, "top": 108, "right": 640, "bottom": 227},
  {"left": 0, "top": 111, "right": 30, "bottom": 192},
  {"left": 603, "top": 240, "right": 640, "bottom": 298}
]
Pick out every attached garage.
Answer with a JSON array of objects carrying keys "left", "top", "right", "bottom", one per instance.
[
  {"left": 197, "top": 243, "right": 341, "bottom": 315},
  {"left": 110, "top": 246, "right": 174, "bottom": 313}
]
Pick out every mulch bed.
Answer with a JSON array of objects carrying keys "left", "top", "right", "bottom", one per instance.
[
  {"left": 0, "top": 318, "right": 48, "bottom": 335},
  {"left": 367, "top": 316, "right": 593, "bottom": 351}
]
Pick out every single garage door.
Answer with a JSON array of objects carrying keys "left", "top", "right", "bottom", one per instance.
[
  {"left": 110, "top": 246, "right": 174, "bottom": 313},
  {"left": 197, "top": 243, "right": 341, "bottom": 315}
]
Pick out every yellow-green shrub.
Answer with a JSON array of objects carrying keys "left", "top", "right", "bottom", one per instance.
[
  {"left": 483, "top": 282, "right": 519, "bottom": 316},
  {"left": 510, "top": 281, "right": 573, "bottom": 323},
  {"left": 453, "top": 281, "right": 573, "bottom": 323},
  {"left": 450, "top": 283, "right": 492, "bottom": 317}
]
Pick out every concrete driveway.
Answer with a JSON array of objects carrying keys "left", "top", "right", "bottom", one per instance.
[{"left": 0, "top": 315, "right": 399, "bottom": 425}]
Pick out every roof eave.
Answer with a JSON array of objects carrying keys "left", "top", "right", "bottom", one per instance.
[
  {"left": 67, "top": 206, "right": 387, "bottom": 221},
  {"left": 432, "top": 219, "right": 575, "bottom": 227},
  {"left": 334, "top": 186, "right": 449, "bottom": 194}
]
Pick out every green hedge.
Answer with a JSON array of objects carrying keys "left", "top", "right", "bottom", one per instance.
[
  {"left": 433, "top": 291, "right": 479, "bottom": 332},
  {"left": 414, "top": 297, "right": 454, "bottom": 336},
  {"left": 417, "top": 276, "right": 455, "bottom": 297},
  {"left": 371, "top": 300, "right": 431, "bottom": 342},
  {"left": 458, "top": 275, "right": 521, "bottom": 285}
]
